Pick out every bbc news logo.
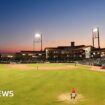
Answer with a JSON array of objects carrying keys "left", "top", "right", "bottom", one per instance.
[{"left": 0, "top": 91, "right": 14, "bottom": 97}]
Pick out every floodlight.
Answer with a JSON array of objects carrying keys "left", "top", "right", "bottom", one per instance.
[
  {"left": 35, "top": 33, "right": 41, "bottom": 38},
  {"left": 93, "top": 28, "right": 98, "bottom": 32}
]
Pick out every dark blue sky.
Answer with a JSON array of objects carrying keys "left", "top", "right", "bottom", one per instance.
[{"left": 0, "top": 0, "right": 105, "bottom": 52}]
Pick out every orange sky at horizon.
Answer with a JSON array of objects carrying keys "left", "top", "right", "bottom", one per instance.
[{"left": 1, "top": 37, "right": 105, "bottom": 53}]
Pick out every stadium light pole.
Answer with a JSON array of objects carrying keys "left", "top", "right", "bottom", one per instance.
[
  {"left": 92, "top": 27, "right": 101, "bottom": 58},
  {"left": 92, "top": 27, "right": 100, "bottom": 49},
  {"left": 92, "top": 29, "right": 95, "bottom": 47},
  {"left": 33, "top": 35, "right": 35, "bottom": 51},
  {"left": 33, "top": 33, "right": 42, "bottom": 51}
]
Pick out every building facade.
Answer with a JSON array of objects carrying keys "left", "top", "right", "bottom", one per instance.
[{"left": 45, "top": 42, "right": 93, "bottom": 62}]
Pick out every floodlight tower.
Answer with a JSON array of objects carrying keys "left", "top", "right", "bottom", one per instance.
[
  {"left": 92, "top": 29, "right": 95, "bottom": 47},
  {"left": 33, "top": 33, "right": 42, "bottom": 51},
  {"left": 33, "top": 36, "right": 35, "bottom": 51},
  {"left": 92, "top": 27, "right": 100, "bottom": 49}
]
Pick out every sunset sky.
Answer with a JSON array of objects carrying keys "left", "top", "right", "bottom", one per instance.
[{"left": 0, "top": 0, "right": 105, "bottom": 53}]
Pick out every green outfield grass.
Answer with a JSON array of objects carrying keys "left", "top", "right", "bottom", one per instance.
[{"left": 0, "top": 63, "right": 105, "bottom": 105}]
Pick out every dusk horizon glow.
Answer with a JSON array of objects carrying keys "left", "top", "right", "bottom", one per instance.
[{"left": 1, "top": 0, "right": 105, "bottom": 53}]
